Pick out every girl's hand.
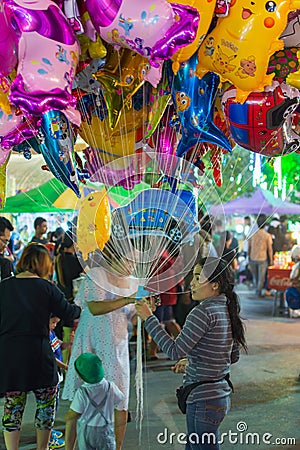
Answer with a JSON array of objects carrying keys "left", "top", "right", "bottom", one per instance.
[
  {"left": 135, "top": 299, "right": 153, "bottom": 321},
  {"left": 172, "top": 358, "right": 188, "bottom": 374}
]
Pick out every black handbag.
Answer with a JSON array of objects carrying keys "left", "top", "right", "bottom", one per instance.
[{"left": 176, "top": 374, "right": 233, "bottom": 414}]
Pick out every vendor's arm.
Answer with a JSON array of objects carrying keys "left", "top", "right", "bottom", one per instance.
[
  {"left": 136, "top": 301, "right": 209, "bottom": 360},
  {"left": 88, "top": 297, "right": 136, "bottom": 315}
]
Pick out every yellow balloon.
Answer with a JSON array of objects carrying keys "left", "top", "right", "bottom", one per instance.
[
  {"left": 168, "top": 0, "right": 217, "bottom": 74},
  {"left": 0, "top": 153, "right": 11, "bottom": 210},
  {"left": 77, "top": 188, "right": 111, "bottom": 260},
  {"left": 78, "top": 116, "right": 137, "bottom": 164},
  {"left": 196, "top": 0, "right": 299, "bottom": 102},
  {"left": 287, "top": 50, "right": 300, "bottom": 89},
  {"left": 94, "top": 48, "right": 149, "bottom": 129}
]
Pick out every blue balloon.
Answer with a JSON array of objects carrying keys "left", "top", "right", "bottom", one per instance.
[
  {"left": 167, "top": 55, "right": 232, "bottom": 157},
  {"left": 39, "top": 110, "right": 80, "bottom": 197}
]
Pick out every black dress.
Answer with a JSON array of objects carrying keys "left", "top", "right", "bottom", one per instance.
[{"left": 0, "top": 277, "right": 81, "bottom": 394}]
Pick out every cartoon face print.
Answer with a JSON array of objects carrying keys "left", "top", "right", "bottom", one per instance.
[
  {"left": 118, "top": 14, "right": 133, "bottom": 36},
  {"left": 205, "top": 36, "right": 215, "bottom": 56},
  {"left": 236, "top": 55, "right": 257, "bottom": 78},
  {"left": 212, "top": 46, "right": 237, "bottom": 75},
  {"left": 138, "top": 62, "right": 151, "bottom": 81},
  {"left": 175, "top": 92, "right": 191, "bottom": 112}
]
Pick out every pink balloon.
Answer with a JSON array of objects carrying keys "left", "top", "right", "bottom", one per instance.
[
  {"left": 0, "top": 107, "right": 38, "bottom": 149},
  {"left": 85, "top": 0, "right": 173, "bottom": 57},
  {"left": 5, "top": 0, "right": 79, "bottom": 118},
  {"left": 0, "top": 148, "right": 11, "bottom": 166},
  {"left": 0, "top": 0, "right": 17, "bottom": 76}
]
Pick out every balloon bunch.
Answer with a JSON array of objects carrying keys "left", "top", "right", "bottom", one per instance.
[{"left": 0, "top": 0, "right": 300, "bottom": 204}]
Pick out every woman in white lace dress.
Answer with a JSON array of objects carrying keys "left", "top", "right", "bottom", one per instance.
[{"left": 62, "top": 265, "right": 137, "bottom": 450}]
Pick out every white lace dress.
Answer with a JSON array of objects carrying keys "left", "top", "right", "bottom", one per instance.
[{"left": 62, "top": 267, "right": 137, "bottom": 410}]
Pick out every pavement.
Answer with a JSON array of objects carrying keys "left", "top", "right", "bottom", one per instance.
[{"left": 1, "top": 283, "right": 300, "bottom": 450}]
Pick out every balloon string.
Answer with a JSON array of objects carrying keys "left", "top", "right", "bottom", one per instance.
[{"left": 135, "top": 315, "right": 144, "bottom": 445}]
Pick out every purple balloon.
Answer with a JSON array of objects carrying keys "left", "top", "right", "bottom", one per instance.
[
  {"left": 83, "top": 147, "right": 144, "bottom": 189},
  {"left": 85, "top": 0, "right": 122, "bottom": 28},
  {"left": 4, "top": 1, "right": 76, "bottom": 43},
  {"left": 150, "top": 3, "right": 199, "bottom": 67},
  {"left": 9, "top": 75, "right": 77, "bottom": 117},
  {"left": 0, "top": 0, "right": 17, "bottom": 76}
]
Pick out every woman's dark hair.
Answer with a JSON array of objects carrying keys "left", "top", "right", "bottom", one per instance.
[
  {"left": 197, "top": 256, "right": 247, "bottom": 351},
  {"left": 56, "top": 232, "right": 75, "bottom": 287}
]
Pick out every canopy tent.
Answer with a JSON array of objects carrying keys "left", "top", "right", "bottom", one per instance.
[
  {"left": 210, "top": 187, "right": 300, "bottom": 215},
  {"left": 2, "top": 179, "right": 73, "bottom": 213},
  {"left": 2, "top": 178, "right": 151, "bottom": 213}
]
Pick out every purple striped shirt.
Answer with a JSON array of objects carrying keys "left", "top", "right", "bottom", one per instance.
[{"left": 145, "top": 294, "right": 240, "bottom": 402}]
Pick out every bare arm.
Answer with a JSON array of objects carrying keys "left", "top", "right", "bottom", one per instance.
[
  {"left": 55, "top": 357, "right": 68, "bottom": 371},
  {"left": 88, "top": 297, "right": 136, "bottom": 316},
  {"left": 267, "top": 235, "right": 274, "bottom": 266},
  {"left": 65, "top": 409, "right": 81, "bottom": 450}
]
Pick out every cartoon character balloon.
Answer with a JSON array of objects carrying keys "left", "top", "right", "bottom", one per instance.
[
  {"left": 222, "top": 83, "right": 300, "bottom": 156},
  {"left": 85, "top": 0, "right": 199, "bottom": 66},
  {"left": 167, "top": 0, "right": 217, "bottom": 74},
  {"left": 0, "top": 106, "right": 38, "bottom": 149},
  {"left": 5, "top": 0, "right": 79, "bottom": 119},
  {"left": 280, "top": 9, "right": 300, "bottom": 47},
  {"left": 196, "top": 0, "right": 300, "bottom": 102},
  {"left": 77, "top": 188, "right": 111, "bottom": 260},
  {"left": 94, "top": 48, "right": 155, "bottom": 129},
  {"left": 169, "top": 54, "right": 232, "bottom": 157},
  {"left": 267, "top": 47, "right": 299, "bottom": 83},
  {"left": 287, "top": 50, "right": 300, "bottom": 88},
  {"left": 39, "top": 110, "right": 80, "bottom": 196}
]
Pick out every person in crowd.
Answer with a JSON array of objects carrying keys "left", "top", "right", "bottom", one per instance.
[
  {"left": 0, "top": 243, "right": 81, "bottom": 450},
  {"left": 19, "top": 225, "right": 30, "bottom": 245},
  {"left": 62, "top": 241, "right": 138, "bottom": 450},
  {"left": 0, "top": 217, "right": 14, "bottom": 281},
  {"left": 218, "top": 231, "right": 238, "bottom": 271},
  {"left": 212, "top": 219, "right": 223, "bottom": 250},
  {"left": 49, "top": 316, "right": 69, "bottom": 449},
  {"left": 55, "top": 231, "right": 83, "bottom": 356},
  {"left": 53, "top": 227, "right": 65, "bottom": 257},
  {"left": 179, "top": 216, "right": 219, "bottom": 327},
  {"left": 31, "top": 217, "right": 48, "bottom": 244},
  {"left": 65, "top": 353, "right": 125, "bottom": 450},
  {"left": 248, "top": 214, "right": 273, "bottom": 297},
  {"left": 55, "top": 231, "right": 83, "bottom": 302},
  {"left": 267, "top": 213, "right": 287, "bottom": 253},
  {"left": 136, "top": 257, "right": 247, "bottom": 450},
  {"left": 146, "top": 246, "right": 182, "bottom": 361}
]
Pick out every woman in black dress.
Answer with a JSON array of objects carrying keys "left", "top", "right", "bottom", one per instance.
[{"left": 0, "top": 243, "right": 81, "bottom": 450}]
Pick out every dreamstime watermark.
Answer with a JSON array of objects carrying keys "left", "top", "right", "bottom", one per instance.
[{"left": 156, "top": 422, "right": 296, "bottom": 446}]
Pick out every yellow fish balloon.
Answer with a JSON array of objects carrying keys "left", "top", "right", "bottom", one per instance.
[
  {"left": 168, "top": 0, "right": 217, "bottom": 74},
  {"left": 196, "top": 0, "right": 300, "bottom": 102},
  {"left": 77, "top": 188, "right": 111, "bottom": 260}
]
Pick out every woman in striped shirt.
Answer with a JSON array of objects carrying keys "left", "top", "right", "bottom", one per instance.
[{"left": 136, "top": 257, "right": 247, "bottom": 450}]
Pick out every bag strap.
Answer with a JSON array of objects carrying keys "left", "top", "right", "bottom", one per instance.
[
  {"left": 80, "top": 382, "right": 111, "bottom": 424},
  {"left": 184, "top": 373, "right": 234, "bottom": 399}
]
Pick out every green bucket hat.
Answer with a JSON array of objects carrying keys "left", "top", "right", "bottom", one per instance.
[{"left": 74, "top": 353, "right": 105, "bottom": 384}]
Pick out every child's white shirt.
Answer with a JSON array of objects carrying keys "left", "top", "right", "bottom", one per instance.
[{"left": 70, "top": 378, "right": 125, "bottom": 426}]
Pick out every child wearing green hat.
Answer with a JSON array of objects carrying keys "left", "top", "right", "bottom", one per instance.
[{"left": 65, "top": 353, "right": 125, "bottom": 450}]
